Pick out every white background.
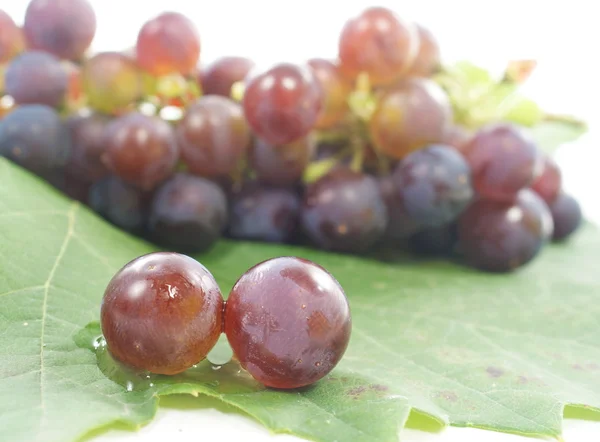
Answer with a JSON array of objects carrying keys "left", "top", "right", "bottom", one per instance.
[{"left": 4, "top": 1, "right": 600, "bottom": 441}]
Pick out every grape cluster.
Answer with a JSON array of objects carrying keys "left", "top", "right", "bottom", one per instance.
[{"left": 0, "top": 1, "right": 583, "bottom": 273}]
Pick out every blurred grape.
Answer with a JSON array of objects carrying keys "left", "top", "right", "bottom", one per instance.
[
  {"left": 408, "top": 24, "right": 441, "bottom": 77},
  {"left": 307, "top": 58, "right": 351, "bottom": 129},
  {"left": 250, "top": 136, "right": 314, "bottom": 187},
  {"left": 0, "top": 10, "right": 23, "bottom": 64},
  {"left": 200, "top": 56, "right": 255, "bottom": 97},
  {"left": 66, "top": 112, "right": 111, "bottom": 183}
]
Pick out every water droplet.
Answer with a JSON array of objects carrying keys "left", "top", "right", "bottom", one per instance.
[
  {"left": 93, "top": 336, "right": 106, "bottom": 350},
  {"left": 315, "top": 361, "right": 321, "bottom": 367},
  {"left": 23, "top": 322, "right": 28, "bottom": 326},
  {"left": 212, "top": 365, "right": 222, "bottom": 371},
  {"left": 126, "top": 381, "right": 134, "bottom": 392}
]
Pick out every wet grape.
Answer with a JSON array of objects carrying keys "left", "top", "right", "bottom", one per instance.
[
  {"left": 369, "top": 78, "right": 452, "bottom": 159},
  {"left": 176, "top": 96, "right": 251, "bottom": 179},
  {"left": 225, "top": 256, "right": 351, "bottom": 389},
  {"left": 250, "top": 136, "right": 314, "bottom": 187},
  {"left": 229, "top": 184, "right": 300, "bottom": 243},
  {"left": 458, "top": 189, "right": 553, "bottom": 272},
  {"left": 307, "top": 58, "right": 350, "bottom": 129},
  {"left": 82, "top": 52, "right": 142, "bottom": 114},
  {"left": 0, "top": 104, "right": 70, "bottom": 178},
  {"left": 242, "top": 63, "right": 322, "bottom": 145},
  {"left": 24, "top": 0, "right": 96, "bottom": 61},
  {"left": 408, "top": 24, "right": 441, "bottom": 77},
  {"left": 200, "top": 56, "right": 255, "bottom": 97},
  {"left": 66, "top": 112, "right": 111, "bottom": 183},
  {"left": 549, "top": 193, "right": 582, "bottom": 241},
  {"left": 531, "top": 155, "right": 562, "bottom": 205},
  {"left": 338, "top": 7, "right": 418, "bottom": 85},
  {"left": 302, "top": 168, "right": 388, "bottom": 252},
  {"left": 0, "top": 10, "right": 23, "bottom": 64},
  {"left": 101, "top": 252, "right": 223, "bottom": 375},
  {"left": 148, "top": 173, "right": 228, "bottom": 252},
  {"left": 392, "top": 145, "right": 473, "bottom": 227},
  {"left": 464, "top": 123, "right": 542, "bottom": 202},
  {"left": 136, "top": 12, "right": 200, "bottom": 76},
  {"left": 103, "top": 113, "right": 179, "bottom": 190},
  {"left": 5, "top": 51, "right": 68, "bottom": 108}
]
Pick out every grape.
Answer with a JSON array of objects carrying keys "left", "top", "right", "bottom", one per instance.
[
  {"left": 409, "top": 224, "right": 457, "bottom": 256},
  {"left": 338, "top": 7, "right": 418, "bottom": 86},
  {"left": 250, "top": 136, "right": 314, "bottom": 187},
  {"left": 55, "top": 170, "right": 91, "bottom": 203},
  {"left": 23, "top": 0, "right": 96, "bottom": 61},
  {"left": 101, "top": 252, "right": 223, "bottom": 375},
  {"left": 408, "top": 24, "right": 441, "bottom": 77},
  {"left": 82, "top": 52, "right": 142, "bottom": 114},
  {"left": 225, "top": 256, "right": 351, "bottom": 389},
  {"left": 200, "top": 56, "right": 255, "bottom": 97},
  {"left": 0, "top": 10, "right": 23, "bottom": 64},
  {"left": 457, "top": 189, "right": 553, "bottom": 272},
  {"left": 229, "top": 184, "right": 300, "bottom": 243},
  {"left": 0, "top": 104, "right": 70, "bottom": 178},
  {"left": 378, "top": 175, "right": 421, "bottom": 241},
  {"left": 441, "top": 124, "right": 472, "bottom": 152},
  {"left": 464, "top": 123, "right": 542, "bottom": 202},
  {"left": 392, "top": 145, "right": 473, "bottom": 227},
  {"left": 89, "top": 176, "right": 152, "bottom": 234},
  {"left": 66, "top": 112, "right": 111, "bottom": 183},
  {"left": 307, "top": 59, "right": 350, "bottom": 129},
  {"left": 369, "top": 78, "right": 452, "bottom": 159},
  {"left": 242, "top": 63, "right": 322, "bottom": 145},
  {"left": 103, "top": 113, "right": 179, "bottom": 191},
  {"left": 302, "top": 168, "right": 388, "bottom": 252},
  {"left": 549, "top": 193, "right": 582, "bottom": 241},
  {"left": 531, "top": 155, "right": 562, "bottom": 205},
  {"left": 4, "top": 51, "right": 68, "bottom": 108},
  {"left": 136, "top": 12, "right": 200, "bottom": 76},
  {"left": 148, "top": 173, "right": 228, "bottom": 252},
  {"left": 176, "top": 96, "right": 251, "bottom": 179}
]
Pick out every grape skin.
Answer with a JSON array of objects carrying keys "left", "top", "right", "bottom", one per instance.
[
  {"left": 408, "top": 24, "right": 441, "bottom": 77},
  {"left": 302, "top": 168, "right": 388, "bottom": 253},
  {"left": 458, "top": 189, "right": 553, "bottom": 272},
  {"left": 242, "top": 63, "right": 323, "bottom": 145},
  {"left": 101, "top": 252, "right": 223, "bottom": 375},
  {"left": 549, "top": 193, "right": 582, "bottom": 241},
  {"left": 176, "top": 96, "right": 251, "bottom": 179},
  {"left": 307, "top": 58, "right": 351, "bottom": 129},
  {"left": 369, "top": 78, "right": 452, "bottom": 159},
  {"left": 250, "top": 136, "right": 314, "bottom": 187},
  {"left": 148, "top": 173, "right": 228, "bottom": 253},
  {"left": 531, "top": 155, "right": 562, "bottom": 205},
  {"left": 409, "top": 224, "right": 457, "bottom": 256},
  {"left": 66, "top": 112, "right": 111, "bottom": 183},
  {"left": 0, "top": 10, "right": 23, "bottom": 64},
  {"left": 103, "top": 113, "right": 180, "bottom": 191},
  {"left": 24, "top": 0, "right": 96, "bottom": 61},
  {"left": 200, "top": 56, "right": 255, "bottom": 97},
  {"left": 378, "top": 175, "right": 421, "bottom": 241},
  {"left": 225, "top": 256, "right": 351, "bottom": 389},
  {"left": 5, "top": 51, "right": 68, "bottom": 108}
]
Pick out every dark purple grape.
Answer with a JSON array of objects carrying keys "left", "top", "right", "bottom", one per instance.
[
  {"left": 531, "top": 155, "right": 562, "bottom": 205},
  {"left": 409, "top": 224, "right": 457, "bottom": 256},
  {"left": 250, "top": 136, "right": 314, "bottom": 187},
  {"left": 103, "top": 113, "right": 179, "bottom": 191},
  {"left": 464, "top": 123, "right": 543, "bottom": 202},
  {"left": 148, "top": 173, "right": 228, "bottom": 252},
  {"left": 549, "top": 193, "right": 582, "bottom": 241},
  {"left": 89, "top": 176, "right": 151, "bottom": 234},
  {"left": 392, "top": 144, "right": 474, "bottom": 227},
  {"left": 5, "top": 51, "right": 68, "bottom": 108},
  {"left": 66, "top": 112, "right": 111, "bottom": 183},
  {"left": 200, "top": 56, "right": 255, "bottom": 97},
  {"left": 225, "top": 256, "right": 351, "bottom": 389},
  {"left": 302, "top": 168, "right": 388, "bottom": 253},
  {"left": 176, "top": 96, "right": 251, "bottom": 179},
  {"left": 101, "top": 252, "right": 223, "bottom": 375},
  {"left": 0, "top": 104, "right": 70, "bottom": 178},
  {"left": 378, "top": 175, "right": 421, "bottom": 241},
  {"left": 229, "top": 184, "right": 300, "bottom": 243},
  {"left": 24, "top": 0, "right": 96, "bottom": 61},
  {"left": 458, "top": 189, "right": 553, "bottom": 272}
]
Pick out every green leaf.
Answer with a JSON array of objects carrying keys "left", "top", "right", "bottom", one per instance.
[
  {"left": 529, "top": 119, "right": 588, "bottom": 154},
  {"left": 1, "top": 157, "right": 600, "bottom": 442}
]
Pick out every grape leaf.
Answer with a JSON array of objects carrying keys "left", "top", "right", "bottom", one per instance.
[{"left": 1, "top": 157, "right": 599, "bottom": 442}]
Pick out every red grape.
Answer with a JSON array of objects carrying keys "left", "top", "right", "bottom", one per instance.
[
  {"left": 66, "top": 112, "right": 111, "bottom": 183},
  {"left": 0, "top": 10, "right": 23, "bottom": 64},
  {"left": 200, "top": 56, "right": 255, "bottom": 97},
  {"left": 307, "top": 59, "right": 351, "bottom": 129},
  {"left": 4, "top": 51, "right": 68, "bottom": 108},
  {"left": 458, "top": 189, "right": 553, "bottom": 272},
  {"left": 176, "top": 96, "right": 251, "bottom": 179},
  {"left": 225, "top": 256, "right": 351, "bottom": 389},
  {"left": 531, "top": 155, "right": 562, "bottom": 205},
  {"left": 82, "top": 52, "right": 142, "bottom": 114},
  {"left": 101, "top": 252, "right": 223, "bottom": 375},
  {"left": 250, "top": 136, "right": 314, "bottom": 187},
  {"left": 549, "top": 193, "right": 582, "bottom": 241},
  {"left": 103, "top": 113, "right": 179, "bottom": 190},
  {"left": 408, "top": 24, "right": 441, "bottom": 77},
  {"left": 136, "top": 12, "right": 200, "bottom": 76},
  {"left": 378, "top": 175, "right": 421, "bottom": 241},
  {"left": 370, "top": 78, "right": 452, "bottom": 159},
  {"left": 441, "top": 124, "right": 472, "bottom": 152},
  {"left": 24, "top": 0, "right": 96, "bottom": 61},
  {"left": 338, "top": 7, "right": 418, "bottom": 86},
  {"left": 464, "top": 123, "right": 543, "bottom": 202},
  {"left": 242, "top": 63, "right": 323, "bottom": 145}
]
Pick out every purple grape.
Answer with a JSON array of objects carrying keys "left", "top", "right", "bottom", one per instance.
[
  {"left": 378, "top": 175, "right": 420, "bottom": 241},
  {"left": 250, "top": 136, "right": 314, "bottom": 187},
  {"left": 549, "top": 193, "right": 582, "bottom": 241},
  {"left": 409, "top": 224, "right": 457, "bottom": 256},
  {"left": 66, "top": 112, "right": 111, "bottom": 183}
]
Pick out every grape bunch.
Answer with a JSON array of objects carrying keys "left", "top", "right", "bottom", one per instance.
[{"left": 0, "top": 0, "right": 584, "bottom": 273}]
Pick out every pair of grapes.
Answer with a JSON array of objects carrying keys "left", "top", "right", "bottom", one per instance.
[{"left": 100, "top": 253, "right": 352, "bottom": 389}]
